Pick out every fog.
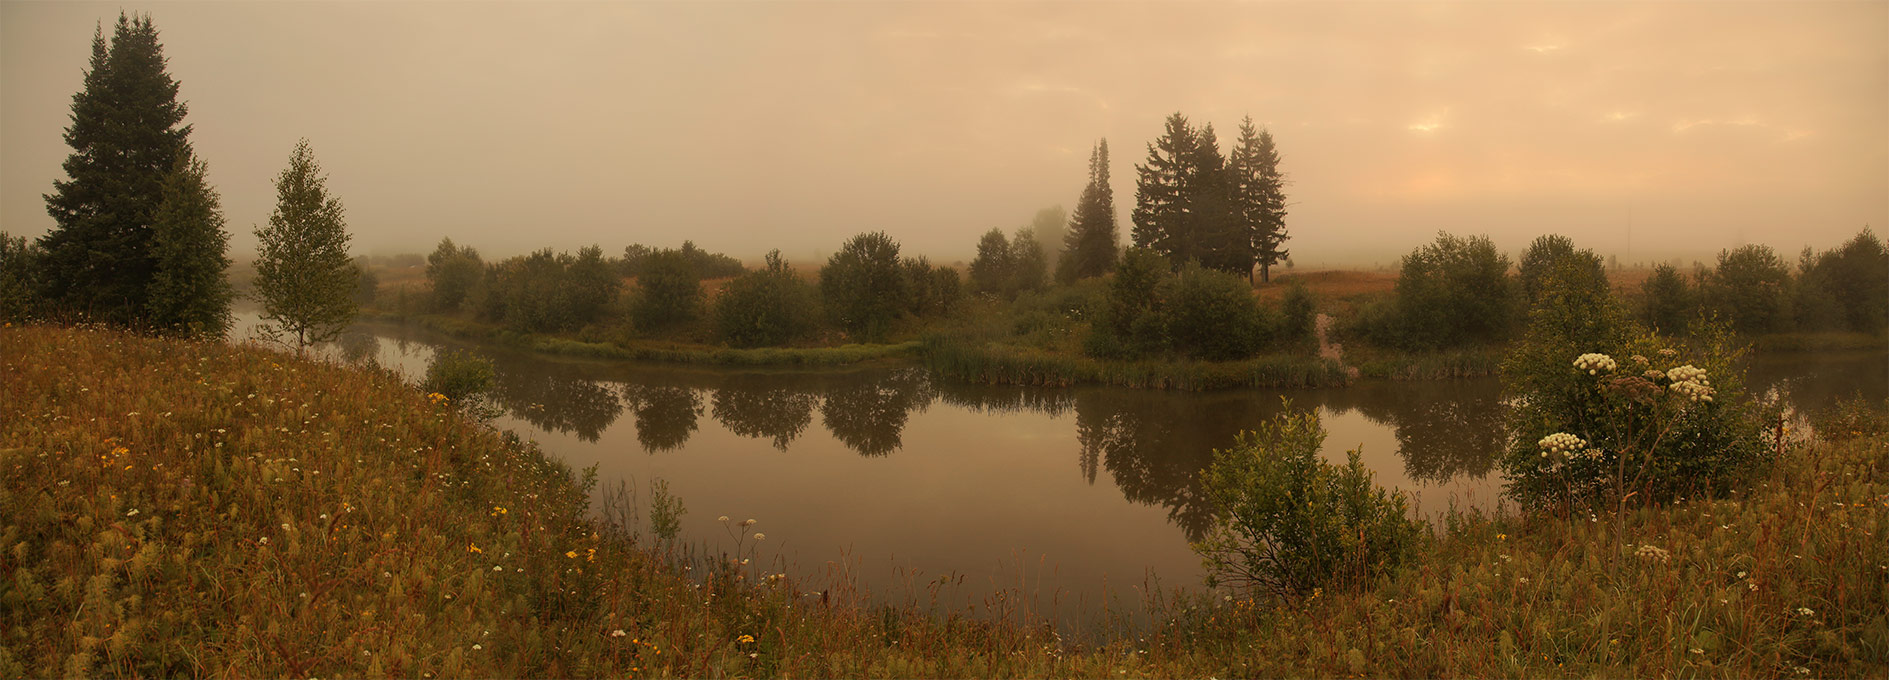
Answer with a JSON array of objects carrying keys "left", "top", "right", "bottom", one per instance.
[{"left": 3, "top": 1, "right": 1884, "bottom": 266}]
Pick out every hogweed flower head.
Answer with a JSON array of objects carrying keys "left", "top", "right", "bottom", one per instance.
[
  {"left": 1538, "top": 432, "right": 1586, "bottom": 459},
  {"left": 1573, "top": 353, "right": 1618, "bottom": 375},
  {"left": 1665, "top": 365, "right": 1714, "bottom": 402},
  {"left": 1634, "top": 544, "right": 1671, "bottom": 563}
]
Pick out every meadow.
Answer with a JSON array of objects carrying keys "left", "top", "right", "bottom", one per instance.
[{"left": 2, "top": 323, "right": 1884, "bottom": 677}]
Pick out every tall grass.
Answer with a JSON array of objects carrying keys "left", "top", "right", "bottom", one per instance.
[
  {"left": 3, "top": 324, "right": 1882, "bottom": 677},
  {"left": 923, "top": 335, "right": 1351, "bottom": 390}
]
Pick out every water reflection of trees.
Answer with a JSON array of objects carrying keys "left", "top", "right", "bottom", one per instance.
[
  {"left": 1321, "top": 380, "right": 1505, "bottom": 483},
  {"left": 623, "top": 384, "right": 703, "bottom": 452},
  {"left": 932, "top": 383, "right": 1076, "bottom": 417},
  {"left": 1074, "top": 390, "right": 1287, "bottom": 541},
  {"left": 711, "top": 375, "right": 817, "bottom": 451},
  {"left": 489, "top": 361, "right": 624, "bottom": 443},
  {"left": 819, "top": 369, "right": 934, "bottom": 457}
]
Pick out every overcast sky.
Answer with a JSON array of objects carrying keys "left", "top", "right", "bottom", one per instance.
[{"left": 3, "top": 1, "right": 1884, "bottom": 266}]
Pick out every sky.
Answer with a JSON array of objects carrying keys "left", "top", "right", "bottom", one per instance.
[{"left": 3, "top": 1, "right": 1885, "bottom": 266}]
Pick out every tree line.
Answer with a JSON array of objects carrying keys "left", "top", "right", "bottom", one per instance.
[
  {"left": 1346, "top": 228, "right": 1888, "bottom": 353},
  {"left": 0, "top": 13, "right": 359, "bottom": 348}
]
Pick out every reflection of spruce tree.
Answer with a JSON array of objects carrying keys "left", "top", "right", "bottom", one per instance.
[
  {"left": 489, "top": 362, "right": 623, "bottom": 442},
  {"left": 623, "top": 384, "right": 703, "bottom": 453},
  {"left": 819, "top": 370, "right": 934, "bottom": 457},
  {"left": 1335, "top": 380, "right": 1505, "bottom": 483},
  {"left": 711, "top": 383, "right": 817, "bottom": 451},
  {"left": 1074, "top": 391, "right": 1278, "bottom": 541}
]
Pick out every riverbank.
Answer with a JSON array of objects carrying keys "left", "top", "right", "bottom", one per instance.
[{"left": 3, "top": 323, "right": 1883, "bottom": 677}]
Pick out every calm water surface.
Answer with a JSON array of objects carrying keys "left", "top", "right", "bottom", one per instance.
[{"left": 239, "top": 314, "right": 1886, "bottom": 616}]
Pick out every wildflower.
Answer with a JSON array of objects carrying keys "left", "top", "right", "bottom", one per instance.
[
  {"left": 1497, "top": 533, "right": 1507, "bottom": 541},
  {"left": 1538, "top": 432, "right": 1586, "bottom": 459},
  {"left": 741, "top": 518, "right": 757, "bottom": 527},
  {"left": 1797, "top": 607, "right": 1814, "bottom": 616},
  {"left": 1666, "top": 365, "right": 1714, "bottom": 402},
  {"left": 753, "top": 532, "right": 765, "bottom": 541},
  {"left": 611, "top": 629, "right": 627, "bottom": 638},
  {"left": 1573, "top": 353, "right": 1618, "bottom": 375},
  {"left": 1795, "top": 667, "right": 1810, "bottom": 675},
  {"left": 494, "top": 565, "right": 503, "bottom": 571},
  {"left": 468, "top": 544, "right": 483, "bottom": 554},
  {"left": 1630, "top": 354, "right": 1648, "bottom": 364},
  {"left": 718, "top": 515, "right": 730, "bottom": 522},
  {"left": 1689, "top": 648, "right": 1703, "bottom": 654},
  {"left": 566, "top": 550, "right": 578, "bottom": 559},
  {"left": 1634, "top": 544, "right": 1671, "bottom": 563},
  {"left": 126, "top": 508, "right": 139, "bottom": 517},
  {"left": 737, "top": 634, "right": 756, "bottom": 644},
  {"left": 472, "top": 644, "right": 482, "bottom": 651},
  {"left": 1658, "top": 348, "right": 1679, "bottom": 357}
]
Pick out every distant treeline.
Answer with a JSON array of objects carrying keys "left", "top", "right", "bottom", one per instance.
[{"left": 1341, "top": 229, "right": 1888, "bottom": 353}]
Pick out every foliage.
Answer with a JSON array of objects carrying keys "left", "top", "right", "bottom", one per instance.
[
  {"left": 1385, "top": 232, "right": 1516, "bottom": 351},
  {"left": 1699, "top": 244, "right": 1791, "bottom": 335},
  {"left": 622, "top": 241, "right": 744, "bottom": 280},
  {"left": 481, "top": 247, "right": 621, "bottom": 334},
  {"left": 37, "top": 13, "right": 193, "bottom": 325},
  {"left": 1195, "top": 405, "right": 1424, "bottom": 599},
  {"left": 351, "top": 256, "right": 379, "bottom": 308},
  {"left": 1160, "top": 263, "right": 1269, "bottom": 361},
  {"left": 713, "top": 250, "right": 816, "bottom": 347},
  {"left": 253, "top": 139, "right": 358, "bottom": 348},
  {"left": 424, "top": 237, "right": 484, "bottom": 313},
  {"left": 1517, "top": 234, "right": 1605, "bottom": 309},
  {"left": 1010, "top": 227, "right": 1050, "bottom": 296},
  {"left": 1638, "top": 263, "right": 1694, "bottom": 335},
  {"left": 0, "top": 234, "right": 41, "bottom": 322},
  {"left": 1279, "top": 279, "right": 1316, "bottom": 343},
  {"left": 1085, "top": 247, "right": 1170, "bottom": 359},
  {"left": 969, "top": 228, "right": 1014, "bottom": 296},
  {"left": 631, "top": 247, "right": 702, "bottom": 331},
  {"left": 819, "top": 231, "right": 908, "bottom": 342},
  {"left": 1058, "top": 139, "right": 1119, "bottom": 283},
  {"left": 1500, "top": 279, "right": 1769, "bottom": 508},
  {"left": 1133, "top": 112, "right": 1204, "bottom": 265},
  {"left": 146, "top": 155, "right": 233, "bottom": 338},
  {"left": 421, "top": 348, "right": 496, "bottom": 405},
  {"left": 648, "top": 478, "right": 686, "bottom": 542},
  {"left": 901, "top": 256, "right": 960, "bottom": 317},
  {"left": 1791, "top": 228, "right": 1888, "bottom": 334}
]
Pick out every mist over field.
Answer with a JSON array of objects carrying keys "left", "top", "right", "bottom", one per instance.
[{"left": 3, "top": 1, "right": 1884, "bottom": 266}]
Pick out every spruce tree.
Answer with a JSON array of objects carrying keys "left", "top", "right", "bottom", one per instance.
[
  {"left": 39, "top": 14, "right": 193, "bottom": 323},
  {"left": 1133, "top": 113, "right": 1200, "bottom": 265},
  {"left": 1189, "top": 123, "right": 1246, "bottom": 275},
  {"left": 147, "top": 154, "right": 233, "bottom": 337},
  {"left": 1059, "top": 139, "right": 1118, "bottom": 282},
  {"left": 1246, "top": 122, "right": 1290, "bottom": 283},
  {"left": 254, "top": 139, "right": 358, "bottom": 349}
]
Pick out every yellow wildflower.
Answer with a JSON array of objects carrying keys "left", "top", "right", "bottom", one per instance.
[
  {"left": 737, "top": 634, "right": 755, "bottom": 644},
  {"left": 468, "top": 543, "right": 483, "bottom": 554}
]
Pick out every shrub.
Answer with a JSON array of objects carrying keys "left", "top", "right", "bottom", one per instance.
[
  {"left": 1792, "top": 228, "right": 1888, "bottom": 334},
  {"left": 421, "top": 349, "right": 495, "bottom": 406},
  {"left": 1160, "top": 263, "right": 1268, "bottom": 361},
  {"left": 1637, "top": 263, "right": 1693, "bottom": 335},
  {"left": 968, "top": 228, "right": 1014, "bottom": 295},
  {"left": 1518, "top": 234, "right": 1605, "bottom": 309},
  {"left": 819, "top": 232, "right": 908, "bottom": 342},
  {"left": 1389, "top": 232, "right": 1517, "bottom": 350},
  {"left": 0, "top": 233, "right": 42, "bottom": 323},
  {"left": 1194, "top": 404, "right": 1424, "bottom": 599},
  {"left": 1279, "top": 278, "right": 1316, "bottom": 342},
  {"left": 632, "top": 248, "right": 703, "bottom": 331},
  {"left": 1699, "top": 244, "right": 1790, "bottom": 334},
  {"left": 901, "top": 256, "right": 960, "bottom": 317},
  {"left": 713, "top": 250, "right": 816, "bottom": 347},
  {"left": 425, "top": 237, "right": 484, "bottom": 313},
  {"left": 1085, "top": 247, "right": 1169, "bottom": 359}
]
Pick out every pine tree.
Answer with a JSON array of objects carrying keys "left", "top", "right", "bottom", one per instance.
[
  {"left": 1189, "top": 123, "right": 1246, "bottom": 276},
  {"left": 147, "top": 154, "right": 232, "bottom": 337},
  {"left": 1059, "top": 139, "right": 1118, "bottom": 282},
  {"left": 254, "top": 139, "right": 358, "bottom": 349},
  {"left": 39, "top": 14, "right": 193, "bottom": 323},
  {"left": 1241, "top": 121, "right": 1289, "bottom": 283},
  {"left": 1132, "top": 113, "right": 1199, "bottom": 265}
]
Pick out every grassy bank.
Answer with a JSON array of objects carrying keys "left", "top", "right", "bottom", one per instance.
[
  {"left": 922, "top": 335, "right": 1351, "bottom": 390},
  {"left": 5, "top": 324, "right": 1883, "bottom": 677},
  {"left": 383, "top": 312, "right": 922, "bottom": 367}
]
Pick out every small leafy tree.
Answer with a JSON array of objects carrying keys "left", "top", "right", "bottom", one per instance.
[
  {"left": 425, "top": 237, "right": 484, "bottom": 313},
  {"left": 253, "top": 139, "right": 357, "bottom": 348},
  {"left": 1279, "top": 278, "right": 1316, "bottom": 343},
  {"left": 1638, "top": 263, "right": 1694, "bottom": 335},
  {"left": 1195, "top": 404, "right": 1423, "bottom": 599},
  {"left": 1389, "top": 232, "right": 1516, "bottom": 350},
  {"left": 1699, "top": 244, "right": 1790, "bottom": 334},
  {"left": 1518, "top": 234, "right": 1605, "bottom": 309},
  {"left": 632, "top": 248, "right": 701, "bottom": 331},
  {"left": 1160, "top": 263, "right": 1268, "bottom": 361},
  {"left": 901, "top": 256, "right": 960, "bottom": 317},
  {"left": 1010, "top": 227, "right": 1049, "bottom": 296},
  {"left": 1085, "top": 247, "right": 1168, "bottom": 359},
  {"left": 421, "top": 349, "right": 495, "bottom": 406},
  {"left": 819, "top": 231, "right": 907, "bottom": 342},
  {"left": 713, "top": 250, "right": 816, "bottom": 347},
  {"left": 0, "top": 233, "right": 42, "bottom": 322},
  {"left": 1792, "top": 228, "right": 1888, "bottom": 333},
  {"left": 968, "top": 228, "right": 1014, "bottom": 295}
]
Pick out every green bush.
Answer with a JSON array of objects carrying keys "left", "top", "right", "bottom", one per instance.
[
  {"left": 1518, "top": 234, "right": 1605, "bottom": 309},
  {"left": 1085, "top": 247, "right": 1169, "bottom": 359},
  {"left": 421, "top": 348, "right": 495, "bottom": 406},
  {"left": 1388, "top": 232, "right": 1517, "bottom": 350},
  {"left": 713, "top": 250, "right": 816, "bottom": 347},
  {"left": 1160, "top": 263, "right": 1268, "bottom": 361},
  {"left": 0, "top": 233, "right": 42, "bottom": 323},
  {"left": 1637, "top": 263, "right": 1693, "bottom": 335},
  {"left": 1194, "top": 405, "right": 1424, "bottom": 599},
  {"left": 1792, "top": 228, "right": 1888, "bottom": 334},
  {"left": 1279, "top": 278, "right": 1316, "bottom": 342},
  {"left": 819, "top": 232, "right": 908, "bottom": 342},
  {"left": 632, "top": 248, "right": 702, "bottom": 331},
  {"left": 425, "top": 237, "right": 484, "bottom": 313},
  {"left": 1699, "top": 244, "right": 1790, "bottom": 335}
]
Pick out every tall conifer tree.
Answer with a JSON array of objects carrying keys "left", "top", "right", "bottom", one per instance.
[
  {"left": 1190, "top": 123, "right": 1246, "bottom": 275},
  {"left": 1060, "top": 139, "right": 1119, "bottom": 282},
  {"left": 1231, "top": 118, "right": 1290, "bottom": 283},
  {"left": 254, "top": 139, "right": 358, "bottom": 349},
  {"left": 148, "top": 154, "right": 233, "bottom": 337},
  {"left": 1132, "top": 113, "right": 1199, "bottom": 265},
  {"left": 40, "top": 14, "right": 193, "bottom": 323}
]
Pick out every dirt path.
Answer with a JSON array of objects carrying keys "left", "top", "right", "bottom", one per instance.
[{"left": 1314, "top": 313, "right": 1361, "bottom": 380}]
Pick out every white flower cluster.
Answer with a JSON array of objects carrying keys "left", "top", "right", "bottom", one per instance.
[
  {"left": 1634, "top": 544, "right": 1672, "bottom": 563},
  {"left": 1538, "top": 432, "right": 1587, "bottom": 459},
  {"left": 1666, "top": 365, "right": 1714, "bottom": 402},
  {"left": 1573, "top": 353, "right": 1618, "bottom": 375}
]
